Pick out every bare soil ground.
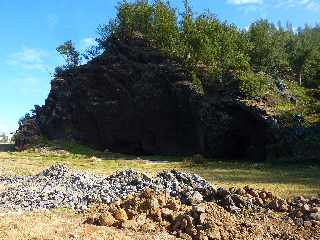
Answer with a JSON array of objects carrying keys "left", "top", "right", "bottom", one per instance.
[{"left": 0, "top": 209, "right": 176, "bottom": 240}]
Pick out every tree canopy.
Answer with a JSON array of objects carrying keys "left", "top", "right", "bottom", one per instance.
[
  {"left": 93, "top": 0, "right": 320, "bottom": 89},
  {"left": 56, "top": 40, "right": 81, "bottom": 69}
]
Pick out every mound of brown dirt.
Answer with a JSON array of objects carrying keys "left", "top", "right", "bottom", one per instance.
[{"left": 84, "top": 188, "right": 320, "bottom": 240}]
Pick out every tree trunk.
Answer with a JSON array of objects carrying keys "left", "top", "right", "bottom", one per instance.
[{"left": 299, "top": 71, "right": 302, "bottom": 86}]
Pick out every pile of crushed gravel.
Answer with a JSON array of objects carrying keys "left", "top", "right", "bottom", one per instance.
[
  {"left": 0, "top": 165, "right": 214, "bottom": 211},
  {"left": 0, "top": 164, "right": 319, "bottom": 227}
]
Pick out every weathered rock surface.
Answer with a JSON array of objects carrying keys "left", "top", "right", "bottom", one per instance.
[
  {"left": 14, "top": 37, "right": 276, "bottom": 160},
  {"left": 14, "top": 118, "right": 42, "bottom": 151}
]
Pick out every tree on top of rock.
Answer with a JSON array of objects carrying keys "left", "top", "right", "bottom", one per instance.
[{"left": 56, "top": 40, "right": 81, "bottom": 69}]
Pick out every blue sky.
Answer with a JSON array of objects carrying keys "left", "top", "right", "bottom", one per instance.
[{"left": 0, "top": 0, "right": 319, "bottom": 135}]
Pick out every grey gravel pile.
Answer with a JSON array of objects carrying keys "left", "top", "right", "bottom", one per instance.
[
  {"left": 151, "top": 170, "right": 216, "bottom": 204},
  {"left": 0, "top": 165, "right": 150, "bottom": 211},
  {"left": 0, "top": 165, "right": 216, "bottom": 211},
  {"left": 0, "top": 175, "right": 25, "bottom": 185}
]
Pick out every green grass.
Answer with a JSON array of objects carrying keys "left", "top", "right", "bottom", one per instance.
[{"left": 0, "top": 141, "right": 319, "bottom": 199}]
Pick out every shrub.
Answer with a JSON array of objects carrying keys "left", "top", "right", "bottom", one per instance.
[{"left": 238, "top": 71, "right": 270, "bottom": 98}]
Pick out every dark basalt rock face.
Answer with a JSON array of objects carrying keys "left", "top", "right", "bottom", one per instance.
[
  {"left": 14, "top": 119, "right": 42, "bottom": 151},
  {"left": 15, "top": 38, "right": 276, "bottom": 159}
]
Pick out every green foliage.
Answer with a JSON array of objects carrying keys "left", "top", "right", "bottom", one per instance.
[
  {"left": 150, "top": 1, "right": 180, "bottom": 54},
  {"left": 82, "top": 45, "right": 101, "bottom": 61},
  {"left": 53, "top": 66, "right": 65, "bottom": 78},
  {"left": 94, "top": 1, "right": 320, "bottom": 91},
  {"left": 264, "top": 80, "right": 317, "bottom": 122},
  {"left": 239, "top": 71, "right": 270, "bottom": 98},
  {"left": 246, "top": 20, "right": 291, "bottom": 77},
  {"left": 56, "top": 40, "right": 81, "bottom": 69},
  {"left": 49, "top": 1, "right": 320, "bottom": 91},
  {"left": 98, "top": 0, "right": 250, "bottom": 87},
  {"left": 285, "top": 82, "right": 313, "bottom": 117},
  {"left": 191, "top": 72, "right": 204, "bottom": 95}
]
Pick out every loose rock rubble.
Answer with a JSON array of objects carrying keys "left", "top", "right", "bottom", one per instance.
[
  {"left": 151, "top": 170, "right": 215, "bottom": 204},
  {"left": 0, "top": 165, "right": 214, "bottom": 211},
  {"left": 0, "top": 165, "right": 150, "bottom": 211},
  {"left": 0, "top": 164, "right": 319, "bottom": 235},
  {"left": 85, "top": 188, "right": 320, "bottom": 240}
]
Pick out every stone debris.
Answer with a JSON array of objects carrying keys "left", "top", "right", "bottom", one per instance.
[
  {"left": 0, "top": 165, "right": 150, "bottom": 211},
  {"left": 85, "top": 188, "right": 320, "bottom": 240},
  {"left": 0, "top": 165, "right": 214, "bottom": 212},
  {"left": 0, "top": 164, "right": 319, "bottom": 231}
]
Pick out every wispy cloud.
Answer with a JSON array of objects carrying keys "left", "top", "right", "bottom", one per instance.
[
  {"left": 238, "top": 4, "right": 264, "bottom": 14},
  {"left": 227, "top": 0, "right": 320, "bottom": 12},
  {"left": 304, "top": 0, "right": 320, "bottom": 11},
  {"left": 275, "top": 0, "right": 320, "bottom": 11},
  {"left": 227, "top": 0, "right": 263, "bottom": 5},
  {"left": 80, "top": 37, "right": 98, "bottom": 50},
  {"left": 47, "top": 14, "right": 58, "bottom": 28},
  {"left": 6, "top": 47, "right": 49, "bottom": 71},
  {"left": 226, "top": 0, "right": 265, "bottom": 16}
]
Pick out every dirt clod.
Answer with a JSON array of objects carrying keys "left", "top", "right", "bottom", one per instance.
[
  {"left": 99, "top": 212, "right": 116, "bottom": 227},
  {"left": 85, "top": 188, "right": 320, "bottom": 240}
]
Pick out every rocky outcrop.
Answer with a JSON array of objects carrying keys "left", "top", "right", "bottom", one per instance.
[
  {"left": 15, "top": 37, "right": 277, "bottom": 159},
  {"left": 14, "top": 118, "right": 42, "bottom": 151}
]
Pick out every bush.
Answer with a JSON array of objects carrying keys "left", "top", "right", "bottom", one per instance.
[{"left": 239, "top": 71, "right": 270, "bottom": 98}]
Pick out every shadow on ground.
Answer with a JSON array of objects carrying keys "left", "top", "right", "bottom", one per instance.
[
  {"left": 30, "top": 140, "right": 187, "bottom": 163},
  {"left": 0, "top": 144, "right": 14, "bottom": 152}
]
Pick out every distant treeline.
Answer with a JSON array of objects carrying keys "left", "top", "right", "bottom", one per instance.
[{"left": 0, "top": 133, "right": 9, "bottom": 143}]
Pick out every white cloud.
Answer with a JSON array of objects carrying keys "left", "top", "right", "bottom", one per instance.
[
  {"left": 6, "top": 47, "right": 49, "bottom": 71},
  {"left": 275, "top": 0, "right": 320, "bottom": 11},
  {"left": 238, "top": 4, "right": 263, "bottom": 14},
  {"left": 227, "top": 0, "right": 263, "bottom": 5},
  {"left": 227, "top": 0, "right": 320, "bottom": 12},
  {"left": 80, "top": 37, "right": 98, "bottom": 50},
  {"left": 305, "top": 0, "right": 320, "bottom": 11},
  {"left": 47, "top": 14, "right": 58, "bottom": 28}
]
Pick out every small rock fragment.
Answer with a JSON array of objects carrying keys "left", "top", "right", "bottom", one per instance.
[
  {"left": 98, "top": 212, "right": 115, "bottom": 227},
  {"left": 310, "top": 212, "right": 320, "bottom": 221},
  {"left": 114, "top": 208, "right": 128, "bottom": 222}
]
